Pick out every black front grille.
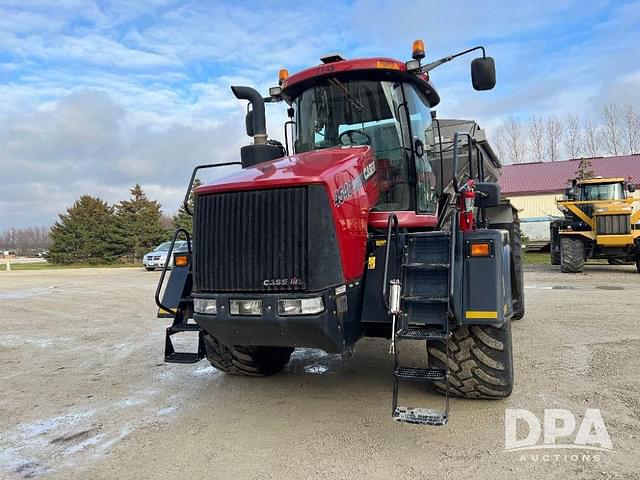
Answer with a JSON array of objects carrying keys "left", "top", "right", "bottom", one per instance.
[
  {"left": 596, "top": 214, "right": 631, "bottom": 235},
  {"left": 194, "top": 187, "right": 309, "bottom": 292}
]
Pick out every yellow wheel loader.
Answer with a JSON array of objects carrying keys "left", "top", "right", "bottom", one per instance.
[{"left": 550, "top": 177, "right": 639, "bottom": 273}]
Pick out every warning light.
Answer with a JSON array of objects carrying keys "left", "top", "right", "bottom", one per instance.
[
  {"left": 174, "top": 253, "right": 189, "bottom": 267},
  {"left": 470, "top": 242, "right": 491, "bottom": 257},
  {"left": 278, "top": 69, "right": 289, "bottom": 85},
  {"left": 412, "top": 39, "right": 425, "bottom": 60}
]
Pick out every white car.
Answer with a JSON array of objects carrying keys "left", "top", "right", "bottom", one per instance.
[{"left": 143, "top": 241, "right": 189, "bottom": 271}]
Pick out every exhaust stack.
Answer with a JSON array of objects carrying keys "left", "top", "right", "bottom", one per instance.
[{"left": 231, "top": 86, "right": 267, "bottom": 145}]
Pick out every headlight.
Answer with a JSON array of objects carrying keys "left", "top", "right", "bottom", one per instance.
[
  {"left": 230, "top": 299, "right": 262, "bottom": 316},
  {"left": 278, "top": 297, "right": 324, "bottom": 316},
  {"left": 194, "top": 298, "right": 217, "bottom": 315}
]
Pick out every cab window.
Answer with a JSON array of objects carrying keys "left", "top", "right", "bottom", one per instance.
[{"left": 403, "top": 85, "right": 437, "bottom": 213}]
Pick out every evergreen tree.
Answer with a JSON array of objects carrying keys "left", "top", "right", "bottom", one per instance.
[
  {"left": 48, "top": 195, "right": 125, "bottom": 264},
  {"left": 115, "top": 184, "right": 167, "bottom": 262},
  {"left": 575, "top": 158, "right": 595, "bottom": 180},
  {"left": 173, "top": 178, "right": 202, "bottom": 234}
]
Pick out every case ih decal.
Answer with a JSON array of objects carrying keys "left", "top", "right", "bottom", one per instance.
[{"left": 334, "top": 161, "right": 376, "bottom": 207}]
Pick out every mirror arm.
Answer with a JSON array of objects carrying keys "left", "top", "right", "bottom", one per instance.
[{"left": 422, "top": 45, "right": 486, "bottom": 73}]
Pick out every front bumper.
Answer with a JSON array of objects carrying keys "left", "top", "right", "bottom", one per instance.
[{"left": 193, "top": 287, "right": 355, "bottom": 353}]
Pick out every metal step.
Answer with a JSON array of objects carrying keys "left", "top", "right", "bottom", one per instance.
[
  {"left": 168, "top": 323, "right": 201, "bottom": 333},
  {"left": 403, "top": 295, "right": 448, "bottom": 304},
  {"left": 393, "top": 407, "right": 448, "bottom": 426},
  {"left": 165, "top": 352, "right": 203, "bottom": 364},
  {"left": 397, "top": 326, "right": 448, "bottom": 341},
  {"left": 403, "top": 262, "right": 449, "bottom": 271},
  {"left": 395, "top": 367, "right": 447, "bottom": 382}
]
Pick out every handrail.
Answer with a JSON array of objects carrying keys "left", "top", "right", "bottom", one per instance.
[
  {"left": 183, "top": 162, "right": 241, "bottom": 215},
  {"left": 451, "top": 131, "right": 474, "bottom": 194},
  {"left": 154, "top": 228, "right": 191, "bottom": 317},
  {"left": 381, "top": 214, "right": 400, "bottom": 310},
  {"left": 447, "top": 209, "right": 458, "bottom": 325}
]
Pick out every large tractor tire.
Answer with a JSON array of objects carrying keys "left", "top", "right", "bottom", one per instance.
[
  {"left": 550, "top": 225, "right": 561, "bottom": 265},
  {"left": 428, "top": 322, "right": 514, "bottom": 399},
  {"left": 510, "top": 224, "right": 525, "bottom": 320},
  {"left": 202, "top": 333, "right": 294, "bottom": 376},
  {"left": 560, "top": 237, "right": 585, "bottom": 273},
  {"left": 636, "top": 257, "right": 640, "bottom": 274}
]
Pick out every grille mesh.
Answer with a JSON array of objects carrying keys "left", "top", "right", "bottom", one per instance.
[
  {"left": 194, "top": 187, "right": 309, "bottom": 292},
  {"left": 596, "top": 214, "right": 631, "bottom": 235}
]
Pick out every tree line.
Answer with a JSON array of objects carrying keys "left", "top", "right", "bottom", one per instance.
[
  {"left": 0, "top": 226, "right": 51, "bottom": 255},
  {"left": 494, "top": 102, "right": 640, "bottom": 164},
  {"left": 2, "top": 181, "right": 199, "bottom": 264}
]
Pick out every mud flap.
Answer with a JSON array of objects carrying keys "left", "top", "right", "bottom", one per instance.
[
  {"left": 461, "top": 229, "right": 511, "bottom": 325},
  {"left": 157, "top": 260, "right": 192, "bottom": 318}
]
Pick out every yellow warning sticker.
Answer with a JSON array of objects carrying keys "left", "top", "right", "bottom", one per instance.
[
  {"left": 465, "top": 311, "right": 498, "bottom": 319},
  {"left": 375, "top": 239, "right": 387, "bottom": 247},
  {"left": 367, "top": 256, "right": 376, "bottom": 270}
]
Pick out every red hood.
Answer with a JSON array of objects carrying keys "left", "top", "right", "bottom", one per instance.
[
  {"left": 195, "top": 146, "right": 372, "bottom": 195},
  {"left": 195, "top": 146, "right": 379, "bottom": 283}
]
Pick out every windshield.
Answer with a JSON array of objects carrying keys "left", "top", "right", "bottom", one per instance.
[
  {"left": 580, "top": 183, "right": 624, "bottom": 201},
  {"left": 155, "top": 241, "right": 187, "bottom": 252},
  {"left": 293, "top": 77, "right": 437, "bottom": 213},
  {"left": 295, "top": 78, "right": 416, "bottom": 211}
]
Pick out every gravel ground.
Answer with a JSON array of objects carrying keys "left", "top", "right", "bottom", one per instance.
[{"left": 0, "top": 265, "right": 639, "bottom": 479}]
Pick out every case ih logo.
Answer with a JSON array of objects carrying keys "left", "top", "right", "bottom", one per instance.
[
  {"left": 334, "top": 161, "right": 376, "bottom": 207},
  {"left": 263, "top": 277, "right": 304, "bottom": 287}
]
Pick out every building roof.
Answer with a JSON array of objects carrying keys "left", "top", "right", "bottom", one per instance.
[{"left": 499, "top": 154, "right": 640, "bottom": 196}]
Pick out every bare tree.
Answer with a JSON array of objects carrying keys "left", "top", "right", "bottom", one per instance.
[
  {"left": 528, "top": 116, "right": 545, "bottom": 162},
  {"left": 545, "top": 115, "right": 564, "bottom": 161},
  {"left": 583, "top": 117, "right": 601, "bottom": 158},
  {"left": 622, "top": 103, "right": 640, "bottom": 154},
  {"left": 498, "top": 117, "right": 527, "bottom": 164},
  {"left": 0, "top": 226, "right": 51, "bottom": 255},
  {"left": 492, "top": 130, "right": 507, "bottom": 164},
  {"left": 601, "top": 103, "right": 622, "bottom": 156},
  {"left": 564, "top": 113, "right": 582, "bottom": 159}
]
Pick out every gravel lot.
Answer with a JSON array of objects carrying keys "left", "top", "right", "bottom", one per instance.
[{"left": 0, "top": 265, "right": 639, "bottom": 479}]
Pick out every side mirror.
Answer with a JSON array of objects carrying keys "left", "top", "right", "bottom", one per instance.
[
  {"left": 564, "top": 187, "right": 575, "bottom": 200},
  {"left": 245, "top": 110, "right": 254, "bottom": 137},
  {"left": 475, "top": 182, "right": 501, "bottom": 207},
  {"left": 628, "top": 183, "right": 636, "bottom": 193},
  {"left": 471, "top": 57, "right": 496, "bottom": 91}
]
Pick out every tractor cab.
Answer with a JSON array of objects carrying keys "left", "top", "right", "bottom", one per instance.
[
  {"left": 289, "top": 73, "right": 437, "bottom": 217},
  {"left": 565, "top": 177, "right": 635, "bottom": 217},
  {"left": 573, "top": 178, "right": 631, "bottom": 201},
  {"left": 276, "top": 47, "right": 496, "bottom": 230}
]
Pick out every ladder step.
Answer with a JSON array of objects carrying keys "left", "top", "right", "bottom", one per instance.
[
  {"left": 403, "top": 262, "right": 449, "bottom": 271},
  {"left": 168, "top": 323, "right": 201, "bottom": 333},
  {"left": 165, "top": 352, "right": 203, "bottom": 364},
  {"left": 395, "top": 367, "right": 447, "bottom": 382},
  {"left": 403, "top": 295, "right": 448, "bottom": 304},
  {"left": 393, "top": 407, "right": 448, "bottom": 426},
  {"left": 397, "top": 327, "right": 448, "bottom": 340}
]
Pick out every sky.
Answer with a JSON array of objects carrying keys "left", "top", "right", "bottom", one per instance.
[{"left": 1, "top": 0, "right": 639, "bottom": 229}]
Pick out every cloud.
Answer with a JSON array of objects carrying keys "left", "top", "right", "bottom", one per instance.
[
  {"left": 0, "top": 89, "right": 248, "bottom": 228},
  {"left": 1, "top": 0, "right": 640, "bottom": 228}
]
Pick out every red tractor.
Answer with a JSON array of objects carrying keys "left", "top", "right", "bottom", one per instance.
[{"left": 156, "top": 41, "right": 524, "bottom": 425}]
